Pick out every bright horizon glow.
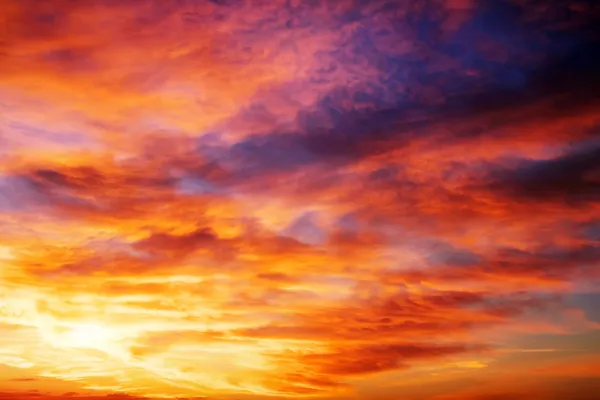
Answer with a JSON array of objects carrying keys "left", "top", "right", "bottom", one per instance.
[{"left": 62, "top": 323, "right": 116, "bottom": 350}]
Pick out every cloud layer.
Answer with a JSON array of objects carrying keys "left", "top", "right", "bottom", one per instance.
[{"left": 1, "top": 0, "right": 599, "bottom": 399}]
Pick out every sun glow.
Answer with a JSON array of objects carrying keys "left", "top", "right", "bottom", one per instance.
[
  {"left": 46, "top": 322, "right": 122, "bottom": 354},
  {"left": 66, "top": 323, "right": 114, "bottom": 347}
]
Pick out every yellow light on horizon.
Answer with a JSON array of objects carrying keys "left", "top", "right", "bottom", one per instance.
[{"left": 61, "top": 322, "right": 118, "bottom": 351}]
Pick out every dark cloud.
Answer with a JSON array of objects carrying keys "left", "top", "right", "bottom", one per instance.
[
  {"left": 188, "top": 0, "right": 600, "bottom": 183},
  {"left": 486, "top": 144, "right": 600, "bottom": 204},
  {"left": 580, "top": 220, "right": 600, "bottom": 241},
  {"left": 134, "top": 228, "right": 219, "bottom": 257},
  {"left": 301, "top": 342, "right": 482, "bottom": 375}
]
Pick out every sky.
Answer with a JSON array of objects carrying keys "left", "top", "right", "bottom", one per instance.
[{"left": 0, "top": 0, "right": 600, "bottom": 399}]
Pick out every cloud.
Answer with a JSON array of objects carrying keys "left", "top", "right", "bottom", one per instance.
[
  {"left": 1, "top": 0, "right": 600, "bottom": 399},
  {"left": 300, "top": 342, "right": 485, "bottom": 376},
  {"left": 483, "top": 144, "right": 600, "bottom": 204}
]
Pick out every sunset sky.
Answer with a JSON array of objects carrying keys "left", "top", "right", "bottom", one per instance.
[{"left": 1, "top": 1, "right": 600, "bottom": 399}]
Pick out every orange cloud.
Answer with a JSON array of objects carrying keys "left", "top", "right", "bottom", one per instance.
[{"left": 1, "top": 0, "right": 600, "bottom": 399}]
